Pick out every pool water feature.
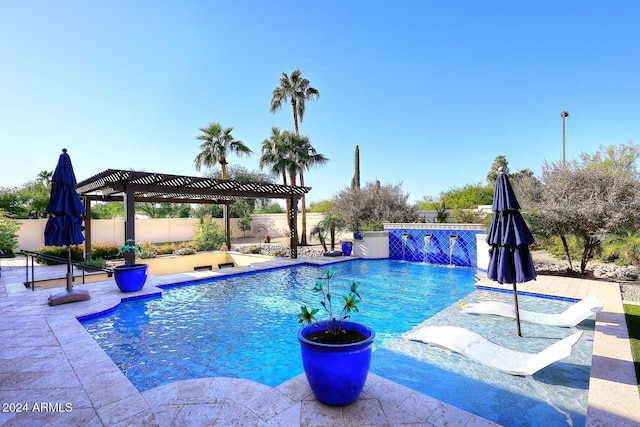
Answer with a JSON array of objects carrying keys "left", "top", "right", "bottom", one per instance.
[{"left": 81, "top": 259, "right": 476, "bottom": 392}]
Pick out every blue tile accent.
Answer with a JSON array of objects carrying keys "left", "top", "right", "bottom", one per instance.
[
  {"left": 475, "top": 285, "right": 581, "bottom": 303},
  {"left": 387, "top": 227, "right": 484, "bottom": 267}
]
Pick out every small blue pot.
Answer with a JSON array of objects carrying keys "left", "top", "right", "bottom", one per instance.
[
  {"left": 341, "top": 241, "right": 353, "bottom": 256},
  {"left": 298, "top": 321, "right": 375, "bottom": 406},
  {"left": 114, "top": 264, "right": 148, "bottom": 292}
]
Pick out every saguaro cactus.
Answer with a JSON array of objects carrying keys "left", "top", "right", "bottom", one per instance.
[{"left": 351, "top": 145, "right": 360, "bottom": 190}]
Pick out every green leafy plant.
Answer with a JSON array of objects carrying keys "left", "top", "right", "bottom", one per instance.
[
  {"left": 118, "top": 239, "right": 141, "bottom": 266},
  {"left": 298, "top": 268, "right": 362, "bottom": 337},
  {"left": 81, "top": 256, "right": 107, "bottom": 271},
  {"left": 91, "top": 242, "right": 120, "bottom": 260},
  {"left": 0, "top": 214, "right": 20, "bottom": 256}
]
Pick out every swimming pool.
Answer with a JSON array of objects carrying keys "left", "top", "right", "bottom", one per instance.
[
  {"left": 81, "top": 259, "right": 477, "bottom": 391},
  {"left": 81, "top": 259, "right": 593, "bottom": 426}
]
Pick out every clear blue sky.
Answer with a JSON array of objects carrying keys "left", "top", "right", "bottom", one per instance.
[{"left": 1, "top": 1, "right": 638, "bottom": 204}]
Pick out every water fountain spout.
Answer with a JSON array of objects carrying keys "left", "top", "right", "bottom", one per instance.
[
  {"left": 423, "top": 233, "right": 432, "bottom": 263},
  {"left": 449, "top": 234, "right": 459, "bottom": 265},
  {"left": 401, "top": 233, "right": 410, "bottom": 260}
]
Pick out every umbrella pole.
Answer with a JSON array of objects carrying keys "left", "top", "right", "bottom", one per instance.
[
  {"left": 512, "top": 283, "right": 522, "bottom": 337},
  {"left": 66, "top": 246, "right": 73, "bottom": 292}
]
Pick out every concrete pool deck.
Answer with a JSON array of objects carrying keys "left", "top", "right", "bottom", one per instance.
[{"left": 1, "top": 256, "right": 639, "bottom": 426}]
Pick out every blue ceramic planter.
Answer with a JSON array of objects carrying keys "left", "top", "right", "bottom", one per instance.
[
  {"left": 341, "top": 241, "right": 353, "bottom": 256},
  {"left": 298, "top": 321, "right": 375, "bottom": 406},
  {"left": 114, "top": 264, "right": 148, "bottom": 292}
]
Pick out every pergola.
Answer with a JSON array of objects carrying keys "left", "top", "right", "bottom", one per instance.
[{"left": 75, "top": 169, "right": 311, "bottom": 260}]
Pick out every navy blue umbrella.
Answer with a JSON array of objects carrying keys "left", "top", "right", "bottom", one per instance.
[
  {"left": 44, "top": 149, "right": 89, "bottom": 305},
  {"left": 487, "top": 168, "right": 536, "bottom": 336}
]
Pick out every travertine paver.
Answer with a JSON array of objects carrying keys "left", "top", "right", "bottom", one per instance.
[{"left": 0, "top": 255, "right": 639, "bottom": 426}]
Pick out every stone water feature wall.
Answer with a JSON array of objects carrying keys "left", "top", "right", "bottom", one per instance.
[{"left": 384, "top": 223, "right": 486, "bottom": 267}]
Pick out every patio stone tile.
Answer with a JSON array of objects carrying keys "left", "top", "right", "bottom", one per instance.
[
  {"left": 342, "top": 397, "right": 387, "bottom": 426},
  {"left": 274, "top": 375, "right": 314, "bottom": 402},
  {"left": 258, "top": 402, "right": 301, "bottom": 426},
  {"left": 0, "top": 371, "right": 44, "bottom": 390},
  {"left": 214, "top": 400, "right": 262, "bottom": 426},
  {"left": 173, "top": 378, "right": 216, "bottom": 405},
  {"left": 26, "top": 370, "right": 82, "bottom": 389},
  {"left": 116, "top": 404, "right": 182, "bottom": 427},
  {"left": 95, "top": 391, "right": 150, "bottom": 426},
  {"left": 0, "top": 386, "right": 93, "bottom": 409},
  {"left": 299, "top": 399, "right": 343, "bottom": 426},
  {"left": 363, "top": 375, "right": 413, "bottom": 408},
  {"left": 170, "top": 403, "right": 224, "bottom": 427},
  {"left": 378, "top": 400, "right": 425, "bottom": 426},
  {"left": 246, "top": 387, "right": 296, "bottom": 421},
  {"left": 47, "top": 407, "right": 99, "bottom": 427},
  {"left": 205, "top": 377, "right": 271, "bottom": 404},
  {"left": 18, "top": 357, "right": 73, "bottom": 373},
  {"left": 142, "top": 382, "right": 180, "bottom": 407},
  {"left": 82, "top": 372, "right": 140, "bottom": 409}
]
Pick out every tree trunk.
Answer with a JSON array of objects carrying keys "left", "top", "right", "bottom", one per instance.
[
  {"left": 560, "top": 235, "right": 573, "bottom": 270},
  {"left": 299, "top": 171, "right": 308, "bottom": 246},
  {"left": 580, "top": 235, "right": 598, "bottom": 275},
  {"left": 330, "top": 226, "right": 336, "bottom": 251}
]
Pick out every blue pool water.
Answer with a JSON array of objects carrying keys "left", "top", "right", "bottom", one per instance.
[
  {"left": 81, "top": 259, "right": 593, "bottom": 426},
  {"left": 81, "top": 259, "right": 477, "bottom": 391}
]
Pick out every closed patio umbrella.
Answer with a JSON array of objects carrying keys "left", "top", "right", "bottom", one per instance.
[
  {"left": 487, "top": 167, "right": 536, "bottom": 336},
  {"left": 45, "top": 148, "right": 90, "bottom": 306}
]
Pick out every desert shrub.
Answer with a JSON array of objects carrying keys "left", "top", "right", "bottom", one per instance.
[
  {"left": 193, "top": 215, "right": 225, "bottom": 251},
  {"left": 155, "top": 244, "right": 176, "bottom": 255},
  {"left": 138, "top": 241, "right": 157, "bottom": 259},
  {"left": 175, "top": 247, "right": 195, "bottom": 256},
  {"left": 91, "top": 242, "right": 120, "bottom": 260},
  {"left": 451, "top": 209, "right": 487, "bottom": 224}
]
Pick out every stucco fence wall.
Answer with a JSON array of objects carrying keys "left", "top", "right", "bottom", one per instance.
[{"left": 14, "top": 213, "right": 328, "bottom": 251}]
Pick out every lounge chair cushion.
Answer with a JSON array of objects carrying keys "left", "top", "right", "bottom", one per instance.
[
  {"left": 462, "top": 295, "right": 603, "bottom": 327},
  {"left": 405, "top": 325, "right": 583, "bottom": 376}
]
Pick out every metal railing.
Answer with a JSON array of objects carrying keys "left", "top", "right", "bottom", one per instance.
[{"left": 18, "top": 250, "right": 113, "bottom": 291}]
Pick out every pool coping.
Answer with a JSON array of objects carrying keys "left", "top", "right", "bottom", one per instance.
[{"left": 1, "top": 256, "right": 639, "bottom": 425}]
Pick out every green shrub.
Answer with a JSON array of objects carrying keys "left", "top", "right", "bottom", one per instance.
[
  {"left": 91, "top": 242, "right": 120, "bottom": 260},
  {"left": 360, "top": 221, "right": 384, "bottom": 231},
  {"left": 36, "top": 245, "right": 83, "bottom": 265},
  {"left": 193, "top": 216, "right": 225, "bottom": 251},
  {"left": 81, "top": 257, "right": 107, "bottom": 271},
  {"left": 0, "top": 214, "right": 20, "bottom": 256}
]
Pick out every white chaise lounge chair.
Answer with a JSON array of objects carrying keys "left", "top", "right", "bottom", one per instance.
[
  {"left": 462, "top": 295, "right": 603, "bottom": 327},
  {"left": 406, "top": 325, "right": 583, "bottom": 376}
]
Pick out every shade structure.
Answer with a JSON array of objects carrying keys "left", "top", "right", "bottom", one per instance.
[
  {"left": 44, "top": 149, "right": 90, "bottom": 305},
  {"left": 486, "top": 168, "right": 536, "bottom": 336}
]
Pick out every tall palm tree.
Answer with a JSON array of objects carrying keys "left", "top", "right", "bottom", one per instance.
[
  {"left": 270, "top": 69, "right": 319, "bottom": 135},
  {"left": 295, "top": 137, "right": 328, "bottom": 245},
  {"left": 259, "top": 127, "right": 292, "bottom": 187},
  {"left": 194, "top": 122, "right": 252, "bottom": 179},
  {"left": 260, "top": 127, "right": 294, "bottom": 218}
]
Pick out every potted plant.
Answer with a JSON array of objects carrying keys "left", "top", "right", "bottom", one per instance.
[
  {"left": 113, "top": 239, "right": 148, "bottom": 292},
  {"left": 297, "top": 268, "right": 375, "bottom": 406}
]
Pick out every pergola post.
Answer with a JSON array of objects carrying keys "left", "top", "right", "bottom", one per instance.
[
  {"left": 83, "top": 199, "right": 92, "bottom": 259},
  {"left": 290, "top": 195, "right": 298, "bottom": 259},
  {"left": 223, "top": 202, "right": 231, "bottom": 250},
  {"left": 123, "top": 185, "right": 136, "bottom": 265}
]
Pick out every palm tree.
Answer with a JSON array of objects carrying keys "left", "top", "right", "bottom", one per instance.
[
  {"left": 295, "top": 138, "right": 328, "bottom": 245},
  {"left": 194, "top": 122, "right": 252, "bottom": 179},
  {"left": 270, "top": 69, "right": 319, "bottom": 135},
  {"left": 259, "top": 127, "right": 292, "bottom": 187},
  {"left": 37, "top": 170, "right": 53, "bottom": 186}
]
